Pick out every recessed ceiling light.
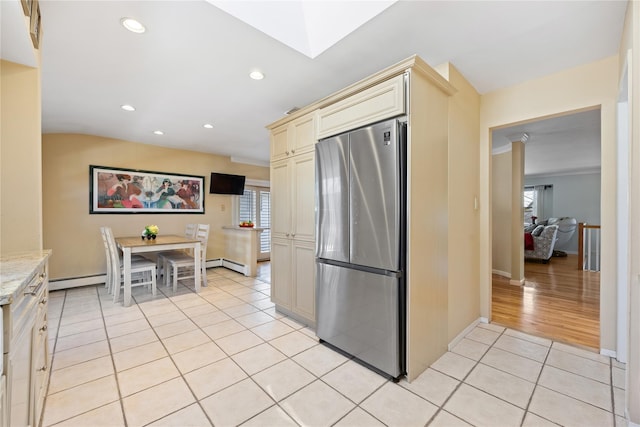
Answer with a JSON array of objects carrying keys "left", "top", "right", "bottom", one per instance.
[
  {"left": 203, "top": 124, "right": 214, "bottom": 129},
  {"left": 249, "top": 70, "right": 264, "bottom": 80},
  {"left": 153, "top": 130, "right": 164, "bottom": 135},
  {"left": 121, "top": 104, "right": 136, "bottom": 111},
  {"left": 121, "top": 17, "right": 146, "bottom": 34}
]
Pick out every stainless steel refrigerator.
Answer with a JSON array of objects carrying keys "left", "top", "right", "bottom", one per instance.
[{"left": 315, "top": 117, "right": 407, "bottom": 380}]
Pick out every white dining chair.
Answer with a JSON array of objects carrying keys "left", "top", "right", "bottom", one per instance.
[
  {"left": 163, "top": 223, "right": 209, "bottom": 291},
  {"left": 101, "top": 226, "right": 157, "bottom": 303},
  {"left": 156, "top": 223, "right": 197, "bottom": 278},
  {"left": 99, "top": 227, "right": 148, "bottom": 293}
]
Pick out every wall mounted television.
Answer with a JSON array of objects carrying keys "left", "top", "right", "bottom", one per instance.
[{"left": 209, "top": 172, "right": 246, "bottom": 195}]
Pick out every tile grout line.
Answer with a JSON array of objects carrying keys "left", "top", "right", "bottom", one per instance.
[
  {"left": 519, "top": 335, "right": 554, "bottom": 427},
  {"left": 425, "top": 327, "right": 507, "bottom": 426},
  {"left": 95, "top": 284, "right": 129, "bottom": 427}
]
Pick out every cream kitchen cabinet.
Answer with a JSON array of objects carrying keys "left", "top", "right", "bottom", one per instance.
[
  {"left": 270, "top": 113, "right": 317, "bottom": 161},
  {"left": 269, "top": 110, "right": 317, "bottom": 326},
  {"left": 270, "top": 150, "right": 316, "bottom": 326},
  {"left": 317, "top": 74, "right": 405, "bottom": 139},
  {"left": 270, "top": 151, "right": 315, "bottom": 242},
  {"left": 271, "top": 238, "right": 315, "bottom": 326},
  {"left": 1, "top": 251, "right": 51, "bottom": 427}
]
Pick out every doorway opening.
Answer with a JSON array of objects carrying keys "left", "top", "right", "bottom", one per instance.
[{"left": 490, "top": 108, "right": 602, "bottom": 349}]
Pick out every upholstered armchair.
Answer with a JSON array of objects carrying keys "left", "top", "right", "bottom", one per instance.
[{"left": 524, "top": 224, "right": 559, "bottom": 262}]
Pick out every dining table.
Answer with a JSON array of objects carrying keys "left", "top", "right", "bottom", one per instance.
[{"left": 115, "top": 234, "right": 202, "bottom": 307}]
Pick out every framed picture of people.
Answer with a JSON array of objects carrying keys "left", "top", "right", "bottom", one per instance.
[{"left": 90, "top": 165, "right": 205, "bottom": 214}]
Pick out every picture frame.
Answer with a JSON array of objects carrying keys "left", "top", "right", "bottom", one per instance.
[
  {"left": 20, "top": 0, "right": 31, "bottom": 17},
  {"left": 90, "top": 165, "right": 205, "bottom": 214},
  {"left": 29, "top": 0, "right": 41, "bottom": 49}
]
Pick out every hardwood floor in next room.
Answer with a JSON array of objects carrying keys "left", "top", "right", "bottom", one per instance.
[{"left": 492, "top": 254, "right": 600, "bottom": 350}]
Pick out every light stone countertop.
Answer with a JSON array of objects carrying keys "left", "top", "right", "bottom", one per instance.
[
  {"left": 222, "top": 225, "right": 266, "bottom": 231},
  {"left": 0, "top": 249, "right": 52, "bottom": 305}
]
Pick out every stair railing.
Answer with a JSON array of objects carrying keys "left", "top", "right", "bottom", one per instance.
[{"left": 578, "top": 222, "right": 601, "bottom": 271}]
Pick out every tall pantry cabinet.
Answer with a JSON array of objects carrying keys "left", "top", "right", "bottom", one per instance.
[{"left": 269, "top": 113, "right": 317, "bottom": 326}]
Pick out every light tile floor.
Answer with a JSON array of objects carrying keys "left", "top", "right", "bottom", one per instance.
[{"left": 43, "top": 267, "right": 627, "bottom": 426}]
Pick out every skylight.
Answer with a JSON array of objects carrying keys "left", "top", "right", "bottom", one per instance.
[{"left": 207, "top": 0, "right": 397, "bottom": 58}]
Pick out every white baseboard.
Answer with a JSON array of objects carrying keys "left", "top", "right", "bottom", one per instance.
[
  {"left": 206, "top": 258, "right": 223, "bottom": 269},
  {"left": 50, "top": 274, "right": 106, "bottom": 291},
  {"left": 627, "top": 417, "right": 639, "bottom": 427},
  {"left": 448, "top": 318, "right": 482, "bottom": 351},
  {"left": 492, "top": 269, "right": 511, "bottom": 278},
  {"left": 509, "top": 278, "right": 525, "bottom": 286},
  {"left": 479, "top": 317, "right": 489, "bottom": 324},
  {"left": 51, "top": 258, "right": 234, "bottom": 290},
  {"left": 600, "top": 348, "right": 617, "bottom": 358}
]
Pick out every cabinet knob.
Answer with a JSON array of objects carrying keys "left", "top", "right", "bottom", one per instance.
[
  {"left": 292, "top": 233, "right": 296, "bottom": 237},
  {"left": 40, "top": 325, "right": 48, "bottom": 332},
  {"left": 286, "top": 233, "right": 290, "bottom": 237},
  {"left": 285, "top": 150, "right": 290, "bottom": 155},
  {"left": 291, "top": 149, "right": 295, "bottom": 154},
  {"left": 39, "top": 365, "right": 48, "bottom": 372},
  {"left": 40, "top": 298, "right": 47, "bottom": 305}
]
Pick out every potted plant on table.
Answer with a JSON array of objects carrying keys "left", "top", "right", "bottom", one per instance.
[{"left": 142, "top": 224, "right": 159, "bottom": 240}]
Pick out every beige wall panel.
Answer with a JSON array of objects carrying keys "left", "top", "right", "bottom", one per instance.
[
  {"left": 479, "top": 56, "right": 619, "bottom": 351},
  {"left": 42, "top": 133, "right": 269, "bottom": 280},
  {"left": 510, "top": 142, "right": 525, "bottom": 283},
  {"left": 406, "top": 71, "right": 450, "bottom": 381},
  {"left": 1, "top": 60, "right": 42, "bottom": 253},
  {"left": 444, "top": 64, "right": 482, "bottom": 342},
  {"left": 491, "top": 151, "right": 512, "bottom": 275}
]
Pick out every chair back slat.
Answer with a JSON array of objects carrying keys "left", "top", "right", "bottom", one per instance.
[
  {"left": 196, "top": 224, "right": 210, "bottom": 263},
  {"left": 185, "top": 223, "right": 197, "bottom": 239}
]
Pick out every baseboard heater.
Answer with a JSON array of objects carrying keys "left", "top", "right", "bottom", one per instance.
[
  {"left": 49, "top": 258, "right": 247, "bottom": 291},
  {"left": 221, "top": 258, "right": 250, "bottom": 276}
]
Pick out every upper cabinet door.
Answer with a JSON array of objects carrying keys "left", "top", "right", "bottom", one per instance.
[
  {"left": 290, "top": 113, "right": 317, "bottom": 156},
  {"left": 270, "top": 112, "right": 318, "bottom": 161},
  {"left": 317, "top": 74, "right": 405, "bottom": 140},
  {"left": 270, "top": 124, "right": 290, "bottom": 161}
]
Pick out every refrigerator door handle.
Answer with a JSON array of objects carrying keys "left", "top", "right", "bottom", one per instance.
[{"left": 316, "top": 257, "right": 402, "bottom": 278}]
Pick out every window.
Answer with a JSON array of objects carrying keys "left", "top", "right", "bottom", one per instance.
[
  {"left": 524, "top": 184, "right": 553, "bottom": 224},
  {"left": 524, "top": 187, "right": 535, "bottom": 224},
  {"left": 237, "top": 186, "right": 271, "bottom": 260}
]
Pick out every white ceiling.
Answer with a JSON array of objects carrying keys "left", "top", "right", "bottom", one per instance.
[
  {"left": 31, "top": 1, "right": 628, "bottom": 166},
  {"left": 492, "top": 108, "right": 602, "bottom": 177}
]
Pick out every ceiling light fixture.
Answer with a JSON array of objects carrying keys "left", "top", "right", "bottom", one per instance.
[
  {"left": 249, "top": 70, "right": 264, "bottom": 80},
  {"left": 121, "top": 17, "right": 146, "bottom": 34},
  {"left": 120, "top": 104, "right": 136, "bottom": 112},
  {"left": 153, "top": 130, "right": 164, "bottom": 135},
  {"left": 203, "top": 123, "right": 214, "bottom": 129}
]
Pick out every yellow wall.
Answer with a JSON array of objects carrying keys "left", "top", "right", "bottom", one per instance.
[
  {"left": 42, "top": 133, "right": 269, "bottom": 280},
  {"left": 491, "top": 150, "right": 512, "bottom": 275},
  {"left": 443, "top": 64, "right": 482, "bottom": 341},
  {"left": 480, "top": 56, "right": 619, "bottom": 351},
  {"left": 1, "top": 60, "right": 42, "bottom": 253}
]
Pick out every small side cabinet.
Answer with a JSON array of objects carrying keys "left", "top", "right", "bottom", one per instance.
[{"left": 3, "top": 260, "right": 50, "bottom": 427}]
